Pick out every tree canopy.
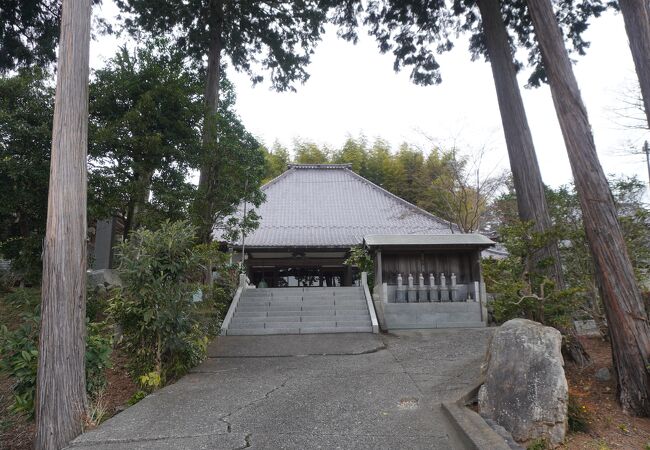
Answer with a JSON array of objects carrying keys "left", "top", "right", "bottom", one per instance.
[
  {"left": 0, "top": 1, "right": 61, "bottom": 72},
  {"left": 0, "top": 0, "right": 107, "bottom": 73},
  {"left": 356, "top": 0, "right": 608, "bottom": 86},
  {"left": 115, "top": 0, "right": 332, "bottom": 91},
  {"left": 89, "top": 40, "right": 204, "bottom": 237},
  {"left": 0, "top": 68, "right": 53, "bottom": 281}
]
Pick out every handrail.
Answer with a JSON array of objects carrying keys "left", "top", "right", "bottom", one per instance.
[
  {"left": 361, "top": 272, "right": 379, "bottom": 334},
  {"left": 220, "top": 274, "right": 249, "bottom": 336},
  {"left": 474, "top": 281, "right": 484, "bottom": 323}
]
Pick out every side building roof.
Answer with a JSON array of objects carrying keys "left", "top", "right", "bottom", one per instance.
[{"left": 223, "top": 164, "right": 456, "bottom": 248}]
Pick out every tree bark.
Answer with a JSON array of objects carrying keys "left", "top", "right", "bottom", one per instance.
[
  {"left": 195, "top": 0, "right": 224, "bottom": 244},
  {"left": 526, "top": 0, "right": 650, "bottom": 415},
  {"left": 618, "top": 0, "right": 650, "bottom": 128},
  {"left": 35, "top": 0, "right": 91, "bottom": 447},
  {"left": 123, "top": 169, "right": 153, "bottom": 239},
  {"left": 477, "top": 0, "right": 564, "bottom": 287},
  {"left": 478, "top": 0, "right": 589, "bottom": 367}
]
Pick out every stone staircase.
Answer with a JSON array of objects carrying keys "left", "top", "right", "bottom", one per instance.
[{"left": 224, "top": 287, "right": 374, "bottom": 335}]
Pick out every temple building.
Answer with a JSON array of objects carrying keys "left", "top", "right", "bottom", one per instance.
[{"left": 219, "top": 164, "right": 494, "bottom": 335}]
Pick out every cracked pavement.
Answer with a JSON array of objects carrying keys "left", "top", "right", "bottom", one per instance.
[{"left": 68, "top": 329, "right": 492, "bottom": 450}]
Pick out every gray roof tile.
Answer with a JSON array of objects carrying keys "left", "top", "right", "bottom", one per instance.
[{"left": 228, "top": 164, "right": 455, "bottom": 248}]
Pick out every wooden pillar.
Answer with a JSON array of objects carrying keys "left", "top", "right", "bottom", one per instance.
[
  {"left": 471, "top": 250, "right": 482, "bottom": 283},
  {"left": 376, "top": 250, "right": 383, "bottom": 287},
  {"left": 344, "top": 265, "right": 353, "bottom": 286}
]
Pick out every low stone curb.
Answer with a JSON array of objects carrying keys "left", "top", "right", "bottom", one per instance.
[{"left": 442, "top": 384, "right": 511, "bottom": 450}]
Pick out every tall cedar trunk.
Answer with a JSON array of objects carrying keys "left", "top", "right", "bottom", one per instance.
[
  {"left": 35, "top": 0, "right": 91, "bottom": 447},
  {"left": 618, "top": 0, "right": 650, "bottom": 128},
  {"left": 478, "top": 0, "right": 589, "bottom": 367},
  {"left": 526, "top": 0, "right": 650, "bottom": 415},
  {"left": 196, "top": 0, "right": 223, "bottom": 244},
  {"left": 123, "top": 169, "right": 154, "bottom": 239}
]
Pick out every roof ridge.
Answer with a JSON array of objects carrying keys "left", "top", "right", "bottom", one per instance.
[
  {"left": 288, "top": 163, "right": 353, "bottom": 169},
  {"left": 341, "top": 167, "right": 459, "bottom": 234}
]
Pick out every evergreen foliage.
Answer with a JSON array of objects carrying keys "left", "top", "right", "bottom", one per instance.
[
  {"left": 354, "top": 0, "right": 608, "bottom": 87},
  {"left": 194, "top": 102, "right": 266, "bottom": 244},
  {"left": 488, "top": 175, "right": 650, "bottom": 325},
  {"left": 482, "top": 221, "right": 582, "bottom": 327},
  {"left": 0, "top": 69, "right": 53, "bottom": 282},
  {"left": 262, "top": 142, "right": 291, "bottom": 182},
  {"left": 0, "top": 0, "right": 106, "bottom": 72},
  {"left": 0, "top": 1, "right": 62, "bottom": 72},
  {"left": 115, "top": 0, "right": 332, "bottom": 91},
  {"left": 0, "top": 41, "right": 265, "bottom": 281},
  {"left": 89, "top": 40, "right": 204, "bottom": 238},
  {"left": 0, "top": 288, "right": 112, "bottom": 419},
  {"left": 109, "top": 221, "right": 211, "bottom": 391}
]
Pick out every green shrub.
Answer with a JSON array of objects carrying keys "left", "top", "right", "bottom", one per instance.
[
  {"left": 85, "top": 321, "right": 113, "bottom": 399},
  {"left": 567, "top": 394, "right": 590, "bottom": 432},
  {"left": 86, "top": 287, "right": 111, "bottom": 322},
  {"left": 527, "top": 438, "right": 549, "bottom": 450},
  {"left": 344, "top": 245, "right": 374, "bottom": 288},
  {"left": 0, "top": 315, "right": 38, "bottom": 417},
  {"left": 109, "top": 221, "right": 210, "bottom": 391},
  {"left": 0, "top": 304, "right": 112, "bottom": 419},
  {"left": 0, "top": 266, "right": 20, "bottom": 292},
  {"left": 127, "top": 390, "right": 147, "bottom": 406},
  {"left": 483, "top": 222, "right": 582, "bottom": 328},
  {"left": 3, "top": 287, "right": 40, "bottom": 315}
]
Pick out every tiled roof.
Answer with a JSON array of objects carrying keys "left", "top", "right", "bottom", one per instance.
[
  {"left": 226, "top": 164, "right": 456, "bottom": 248},
  {"left": 364, "top": 234, "right": 494, "bottom": 247}
]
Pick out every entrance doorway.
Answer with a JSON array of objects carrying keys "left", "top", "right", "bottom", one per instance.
[{"left": 250, "top": 266, "right": 358, "bottom": 288}]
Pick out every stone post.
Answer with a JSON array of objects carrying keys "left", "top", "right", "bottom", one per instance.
[
  {"left": 429, "top": 273, "right": 438, "bottom": 302},
  {"left": 439, "top": 273, "right": 449, "bottom": 302},
  {"left": 93, "top": 218, "right": 116, "bottom": 270},
  {"left": 418, "top": 273, "right": 428, "bottom": 302},
  {"left": 450, "top": 273, "right": 459, "bottom": 302},
  {"left": 239, "top": 273, "right": 248, "bottom": 289},
  {"left": 396, "top": 273, "right": 406, "bottom": 303},
  {"left": 407, "top": 273, "right": 417, "bottom": 303}
]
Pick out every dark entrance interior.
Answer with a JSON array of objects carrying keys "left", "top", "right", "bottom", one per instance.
[{"left": 250, "top": 266, "right": 359, "bottom": 287}]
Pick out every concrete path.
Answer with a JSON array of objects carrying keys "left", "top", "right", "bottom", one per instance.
[{"left": 69, "top": 329, "right": 492, "bottom": 450}]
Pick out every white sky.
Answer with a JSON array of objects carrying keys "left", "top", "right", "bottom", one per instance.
[{"left": 91, "top": 4, "right": 649, "bottom": 189}]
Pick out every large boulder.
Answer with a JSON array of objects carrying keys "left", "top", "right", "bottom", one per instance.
[{"left": 478, "top": 319, "right": 568, "bottom": 447}]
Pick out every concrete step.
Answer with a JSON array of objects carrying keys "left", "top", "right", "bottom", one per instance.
[
  {"left": 244, "top": 286, "right": 363, "bottom": 295},
  {"left": 244, "top": 288, "right": 363, "bottom": 297},
  {"left": 226, "top": 327, "right": 301, "bottom": 336},
  {"left": 242, "top": 292, "right": 365, "bottom": 298},
  {"left": 226, "top": 286, "right": 372, "bottom": 335},
  {"left": 235, "top": 304, "right": 368, "bottom": 313},
  {"left": 231, "top": 316, "right": 301, "bottom": 324},
  {"left": 229, "top": 320, "right": 370, "bottom": 331},
  {"left": 237, "top": 300, "right": 367, "bottom": 308},
  {"left": 266, "top": 310, "right": 371, "bottom": 318},
  {"left": 255, "top": 320, "right": 340, "bottom": 328},
  {"left": 240, "top": 296, "right": 366, "bottom": 303},
  {"left": 334, "top": 319, "right": 372, "bottom": 326},
  {"left": 231, "top": 314, "right": 370, "bottom": 323},
  {"left": 226, "top": 325, "right": 373, "bottom": 336},
  {"left": 299, "top": 326, "right": 372, "bottom": 334}
]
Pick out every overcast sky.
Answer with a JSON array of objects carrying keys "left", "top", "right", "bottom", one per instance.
[{"left": 91, "top": 4, "right": 648, "bottom": 189}]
